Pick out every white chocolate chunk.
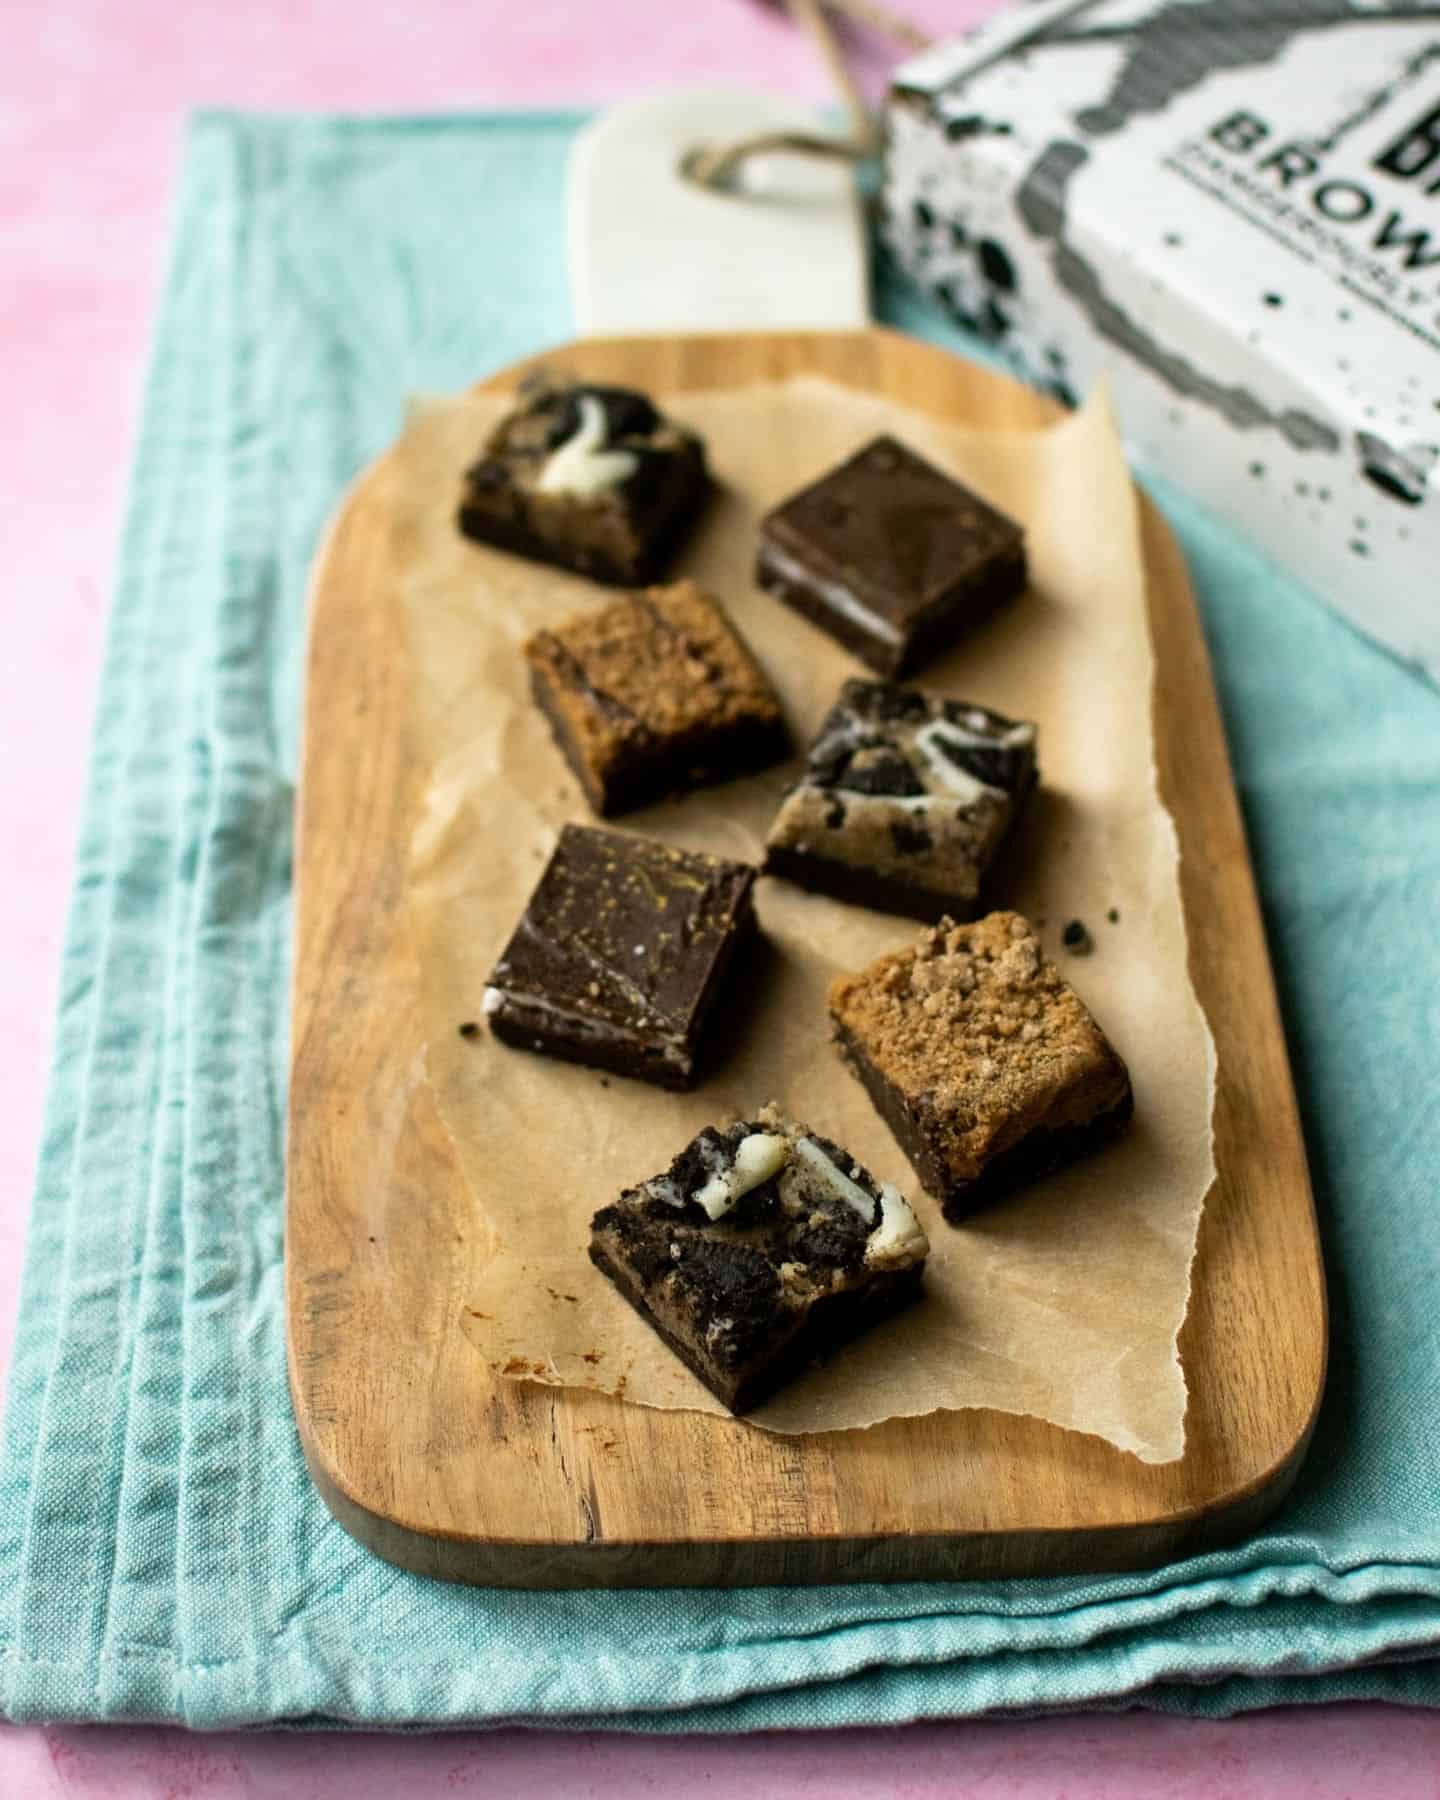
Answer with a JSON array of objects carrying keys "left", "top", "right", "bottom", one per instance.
[
  {"left": 790, "top": 1137, "right": 877, "bottom": 1225},
  {"left": 692, "top": 1131, "right": 791, "bottom": 1222},
  {"left": 865, "top": 1183, "right": 929, "bottom": 1266},
  {"left": 481, "top": 986, "right": 504, "bottom": 1016},
  {"left": 729, "top": 1130, "right": 791, "bottom": 1199},
  {"left": 536, "top": 394, "right": 639, "bottom": 498}
]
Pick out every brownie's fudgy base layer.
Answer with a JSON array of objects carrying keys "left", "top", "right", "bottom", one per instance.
[
  {"left": 589, "top": 1242, "right": 923, "bottom": 1414},
  {"left": 486, "top": 965, "right": 750, "bottom": 1091},
  {"left": 458, "top": 375, "right": 710, "bottom": 587},
  {"left": 829, "top": 912, "right": 1133, "bottom": 1221},
  {"left": 756, "top": 539, "right": 1027, "bottom": 681},
  {"left": 483, "top": 824, "right": 757, "bottom": 1091},
  {"left": 764, "top": 845, "right": 962, "bottom": 922},
  {"left": 755, "top": 434, "right": 1027, "bottom": 678},
  {"left": 531, "top": 669, "right": 788, "bottom": 818},
  {"left": 588, "top": 1106, "right": 929, "bottom": 1412},
  {"left": 835, "top": 1021, "right": 1135, "bottom": 1222},
  {"left": 525, "top": 581, "right": 788, "bottom": 817},
  {"left": 764, "top": 678, "right": 1037, "bottom": 920}
]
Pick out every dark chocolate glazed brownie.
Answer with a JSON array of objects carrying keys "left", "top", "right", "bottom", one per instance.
[
  {"left": 483, "top": 824, "right": 756, "bottom": 1091},
  {"left": 756, "top": 434, "right": 1026, "bottom": 677},
  {"left": 589, "top": 1105, "right": 929, "bottom": 1412}
]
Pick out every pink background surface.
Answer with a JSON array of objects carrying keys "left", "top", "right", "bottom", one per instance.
[{"left": 4, "top": 2, "right": 1438, "bottom": 1793}]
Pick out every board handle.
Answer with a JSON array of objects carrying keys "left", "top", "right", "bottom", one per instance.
[{"left": 567, "top": 86, "right": 869, "bottom": 337}]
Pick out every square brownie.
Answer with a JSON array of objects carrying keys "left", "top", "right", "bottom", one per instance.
[
  {"left": 829, "top": 912, "right": 1132, "bottom": 1221},
  {"left": 483, "top": 824, "right": 756, "bottom": 1090},
  {"left": 756, "top": 435, "right": 1027, "bottom": 678},
  {"left": 458, "top": 375, "right": 709, "bottom": 586},
  {"left": 525, "top": 580, "right": 788, "bottom": 816},
  {"left": 765, "top": 677, "right": 1037, "bottom": 919},
  {"left": 589, "top": 1104, "right": 929, "bottom": 1413}
]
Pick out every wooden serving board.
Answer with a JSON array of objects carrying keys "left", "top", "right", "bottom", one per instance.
[{"left": 286, "top": 329, "right": 1326, "bottom": 1587}]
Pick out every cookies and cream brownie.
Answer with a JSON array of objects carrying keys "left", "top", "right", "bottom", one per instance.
[
  {"left": 483, "top": 825, "right": 756, "bottom": 1091},
  {"left": 458, "top": 375, "right": 709, "bottom": 585},
  {"left": 756, "top": 435, "right": 1026, "bottom": 677},
  {"left": 589, "top": 1105, "right": 929, "bottom": 1412},
  {"left": 829, "top": 912, "right": 1132, "bottom": 1221},
  {"left": 525, "top": 581, "right": 787, "bottom": 816},
  {"left": 765, "top": 677, "right": 1037, "bottom": 919}
]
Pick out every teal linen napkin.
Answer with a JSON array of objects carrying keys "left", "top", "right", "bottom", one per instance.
[{"left": 2, "top": 110, "right": 1439, "bottom": 1731}]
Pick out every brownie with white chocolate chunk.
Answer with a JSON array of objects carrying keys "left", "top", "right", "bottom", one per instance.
[
  {"left": 525, "top": 580, "right": 787, "bottom": 816},
  {"left": 765, "top": 678, "right": 1037, "bottom": 920},
  {"left": 829, "top": 912, "right": 1132, "bottom": 1222},
  {"left": 483, "top": 824, "right": 755, "bottom": 1091},
  {"left": 458, "top": 374, "right": 709, "bottom": 585},
  {"left": 589, "top": 1105, "right": 929, "bottom": 1413}
]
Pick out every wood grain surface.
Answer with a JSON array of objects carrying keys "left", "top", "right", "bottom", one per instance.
[{"left": 285, "top": 329, "right": 1326, "bottom": 1587}]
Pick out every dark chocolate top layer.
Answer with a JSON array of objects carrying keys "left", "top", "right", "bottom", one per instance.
[
  {"left": 760, "top": 435, "right": 1024, "bottom": 629},
  {"left": 486, "top": 824, "right": 755, "bottom": 1051}
]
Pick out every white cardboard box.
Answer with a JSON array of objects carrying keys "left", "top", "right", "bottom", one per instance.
[{"left": 883, "top": 0, "right": 1440, "bottom": 679}]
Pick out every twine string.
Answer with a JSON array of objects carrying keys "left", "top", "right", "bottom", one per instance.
[{"left": 682, "top": 0, "right": 932, "bottom": 191}]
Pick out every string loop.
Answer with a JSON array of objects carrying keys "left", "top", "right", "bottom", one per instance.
[{"left": 681, "top": 0, "right": 930, "bottom": 193}]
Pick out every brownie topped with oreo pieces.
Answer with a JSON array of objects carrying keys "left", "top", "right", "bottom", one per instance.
[
  {"left": 458, "top": 373, "right": 709, "bottom": 586},
  {"left": 765, "top": 677, "right": 1037, "bottom": 920},
  {"left": 589, "top": 1104, "right": 929, "bottom": 1413}
]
